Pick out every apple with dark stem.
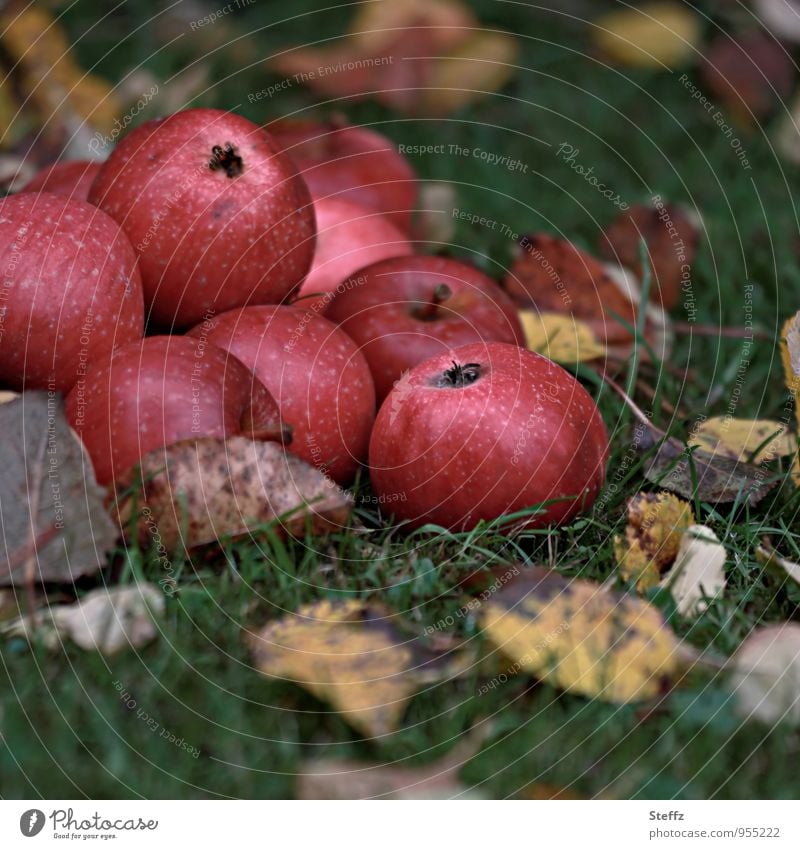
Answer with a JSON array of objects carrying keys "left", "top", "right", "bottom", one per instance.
[
  {"left": 270, "top": 117, "right": 417, "bottom": 233},
  {"left": 0, "top": 191, "right": 144, "bottom": 392},
  {"left": 188, "top": 304, "right": 375, "bottom": 484},
  {"left": 65, "top": 335, "right": 288, "bottom": 486},
  {"left": 325, "top": 255, "right": 524, "bottom": 400},
  {"left": 369, "top": 341, "right": 608, "bottom": 531},
  {"left": 297, "top": 196, "right": 412, "bottom": 300},
  {"left": 88, "top": 108, "right": 316, "bottom": 328}
]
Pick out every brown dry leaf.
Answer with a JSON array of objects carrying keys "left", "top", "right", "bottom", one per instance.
[
  {"left": 592, "top": 2, "right": 702, "bottom": 69},
  {"left": 779, "top": 312, "right": 800, "bottom": 483},
  {"left": 519, "top": 311, "right": 607, "bottom": 365},
  {"left": 0, "top": 392, "right": 117, "bottom": 586},
  {"left": 662, "top": 525, "right": 726, "bottom": 617},
  {"left": 688, "top": 417, "right": 795, "bottom": 464},
  {"left": 598, "top": 202, "right": 701, "bottom": 310},
  {"left": 729, "top": 623, "right": 800, "bottom": 725},
  {"left": 756, "top": 541, "right": 800, "bottom": 589},
  {"left": 504, "top": 234, "right": 639, "bottom": 346},
  {"left": 298, "top": 722, "right": 491, "bottom": 799},
  {"left": 480, "top": 567, "right": 682, "bottom": 703},
  {"left": 0, "top": 6, "right": 120, "bottom": 155},
  {"left": 614, "top": 492, "right": 695, "bottom": 590},
  {"left": 248, "top": 599, "right": 472, "bottom": 739},
  {"left": 638, "top": 423, "right": 774, "bottom": 506},
  {"left": 700, "top": 31, "right": 793, "bottom": 126},
  {"left": 113, "top": 437, "right": 353, "bottom": 554},
  {"left": 2, "top": 584, "right": 164, "bottom": 654}
]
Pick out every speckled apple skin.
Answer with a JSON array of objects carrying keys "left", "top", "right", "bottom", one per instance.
[
  {"left": 298, "top": 196, "right": 412, "bottom": 298},
  {"left": 22, "top": 160, "right": 102, "bottom": 201},
  {"left": 65, "top": 335, "right": 281, "bottom": 486},
  {"left": 325, "top": 255, "right": 525, "bottom": 401},
  {"left": 369, "top": 342, "right": 609, "bottom": 531},
  {"left": 271, "top": 120, "right": 417, "bottom": 233},
  {"left": 0, "top": 192, "right": 144, "bottom": 392},
  {"left": 88, "top": 108, "right": 316, "bottom": 328},
  {"left": 188, "top": 305, "right": 376, "bottom": 484}
]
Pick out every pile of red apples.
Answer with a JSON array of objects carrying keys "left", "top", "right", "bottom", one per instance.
[{"left": 0, "top": 108, "right": 608, "bottom": 533}]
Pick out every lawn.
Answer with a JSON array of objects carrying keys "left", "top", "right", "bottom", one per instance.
[{"left": 2, "top": 0, "right": 800, "bottom": 799}]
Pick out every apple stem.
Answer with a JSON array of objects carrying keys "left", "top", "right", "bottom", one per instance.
[
  {"left": 439, "top": 361, "right": 482, "bottom": 388},
  {"left": 210, "top": 142, "right": 244, "bottom": 178},
  {"left": 414, "top": 283, "right": 452, "bottom": 321}
]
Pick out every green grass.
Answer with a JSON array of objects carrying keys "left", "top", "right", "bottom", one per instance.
[{"left": 3, "top": 0, "right": 800, "bottom": 799}]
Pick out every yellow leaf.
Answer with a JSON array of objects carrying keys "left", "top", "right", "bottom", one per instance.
[
  {"left": 780, "top": 312, "right": 800, "bottom": 483},
  {"left": 661, "top": 525, "right": 726, "bottom": 617},
  {"left": 614, "top": 492, "right": 695, "bottom": 590},
  {"left": 519, "top": 311, "right": 607, "bottom": 364},
  {"left": 689, "top": 416, "right": 796, "bottom": 464},
  {"left": 422, "top": 31, "right": 519, "bottom": 115},
  {"left": 592, "top": 2, "right": 702, "bottom": 69},
  {"left": 481, "top": 568, "right": 681, "bottom": 702},
  {"left": 248, "top": 599, "right": 470, "bottom": 738}
]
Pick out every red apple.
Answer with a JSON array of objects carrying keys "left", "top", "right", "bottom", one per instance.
[
  {"left": 297, "top": 196, "right": 412, "bottom": 300},
  {"left": 369, "top": 341, "right": 608, "bottom": 531},
  {"left": 21, "top": 160, "right": 102, "bottom": 201},
  {"left": 65, "top": 335, "right": 286, "bottom": 486},
  {"left": 188, "top": 305, "right": 375, "bottom": 484},
  {"left": 0, "top": 192, "right": 143, "bottom": 392},
  {"left": 325, "top": 255, "right": 525, "bottom": 401},
  {"left": 88, "top": 108, "right": 316, "bottom": 328},
  {"left": 270, "top": 118, "right": 417, "bottom": 232}
]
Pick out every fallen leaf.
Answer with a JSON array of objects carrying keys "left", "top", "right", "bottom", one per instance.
[
  {"left": 779, "top": 312, "right": 800, "bottom": 483},
  {"left": 729, "top": 623, "right": 800, "bottom": 725},
  {"left": 0, "top": 392, "right": 117, "bottom": 586},
  {"left": 753, "top": 0, "right": 800, "bottom": 44},
  {"left": 614, "top": 492, "right": 695, "bottom": 590},
  {"left": 756, "top": 541, "right": 800, "bottom": 589},
  {"left": 0, "top": 6, "right": 120, "bottom": 157},
  {"left": 480, "top": 567, "right": 682, "bottom": 703},
  {"left": 2, "top": 584, "right": 164, "bottom": 654},
  {"left": 700, "top": 31, "right": 793, "bottom": 125},
  {"left": 413, "top": 181, "right": 458, "bottom": 246},
  {"left": 592, "top": 2, "right": 702, "bottom": 69},
  {"left": 598, "top": 202, "right": 701, "bottom": 309},
  {"left": 504, "top": 234, "right": 638, "bottom": 345},
  {"left": 248, "top": 599, "right": 471, "bottom": 738},
  {"left": 113, "top": 437, "right": 353, "bottom": 554},
  {"left": 662, "top": 524, "right": 726, "bottom": 617},
  {"left": 638, "top": 423, "right": 775, "bottom": 506},
  {"left": 421, "top": 31, "right": 519, "bottom": 115},
  {"left": 297, "top": 722, "right": 491, "bottom": 799},
  {"left": 519, "top": 311, "right": 607, "bottom": 364},
  {"left": 688, "top": 417, "right": 796, "bottom": 464}
]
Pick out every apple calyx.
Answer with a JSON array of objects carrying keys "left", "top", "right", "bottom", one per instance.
[
  {"left": 413, "top": 283, "right": 453, "bottom": 321},
  {"left": 210, "top": 142, "right": 244, "bottom": 178},
  {"left": 437, "top": 361, "right": 482, "bottom": 388}
]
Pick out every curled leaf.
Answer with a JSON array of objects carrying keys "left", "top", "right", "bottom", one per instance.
[
  {"left": 662, "top": 524, "right": 726, "bottom": 617},
  {"left": 480, "top": 567, "right": 682, "bottom": 703},
  {"left": 688, "top": 417, "right": 796, "bottom": 464},
  {"left": 113, "top": 437, "right": 353, "bottom": 554},
  {"left": 729, "top": 623, "right": 800, "bottom": 725},
  {"left": 519, "top": 311, "right": 607, "bottom": 364},
  {"left": 614, "top": 492, "right": 695, "bottom": 590},
  {"left": 592, "top": 2, "right": 702, "bottom": 69},
  {"left": 2, "top": 584, "right": 164, "bottom": 654},
  {"left": 248, "top": 599, "right": 471, "bottom": 738},
  {"left": 0, "top": 392, "right": 117, "bottom": 586}
]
